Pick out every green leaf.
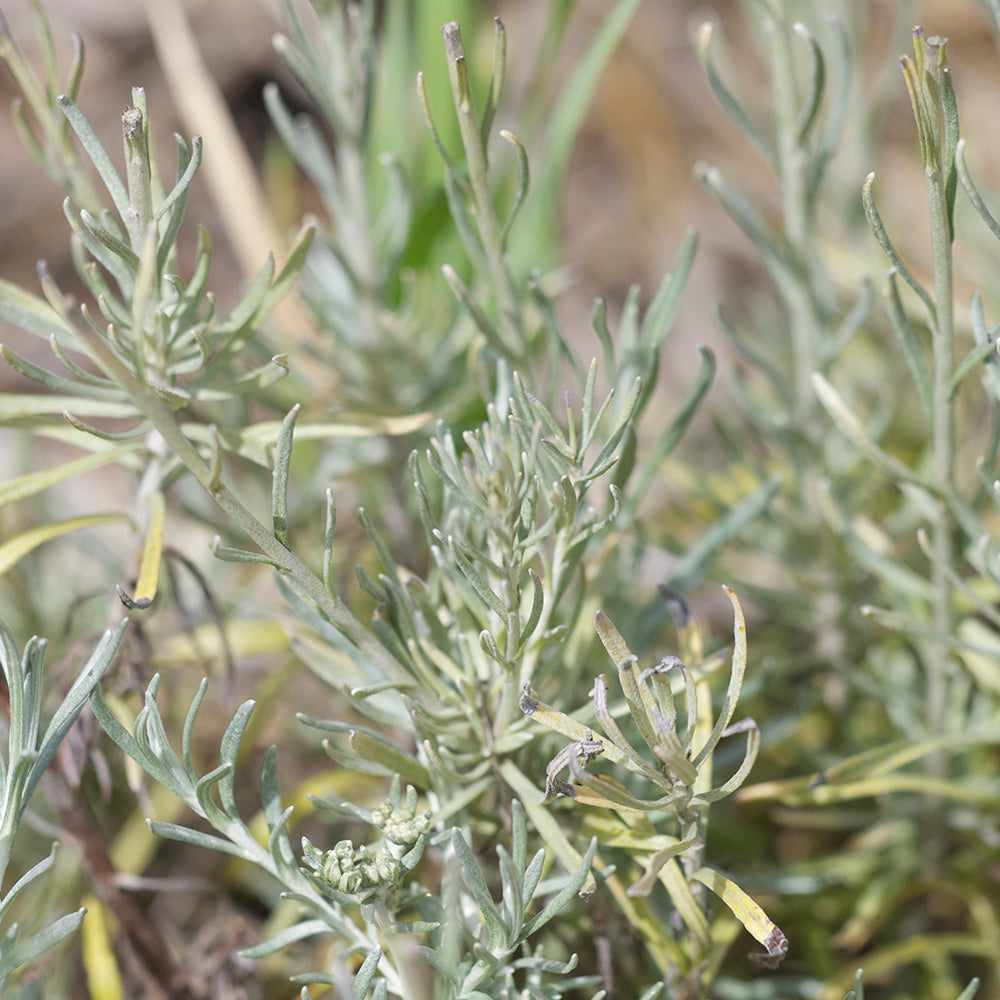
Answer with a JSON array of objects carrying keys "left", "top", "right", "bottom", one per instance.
[
  {"left": 0, "top": 342, "right": 120, "bottom": 399},
  {"left": 80, "top": 208, "right": 140, "bottom": 269},
  {"left": 793, "top": 22, "right": 826, "bottom": 144},
  {"left": 238, "top": 919, "right": 329, "bottom": 959},
  {"left": 691, "top": 587, "right": 749, "bottom": 768},
  {"left": 956, "top": 138, "right": 1000, "bottom": 241},
  {"left": 498, "top": 761, "right": 593, "bottom": 891},
  {"left": 949, "top": 338, "right": 997, "bottom": 398},
  {"left": 24, "top": 620, "right": 127, "bottom": 816},
  {"left": 441, "top": 264, "right": 505, "bottom": 352},
  {"left": 58, "top": 95, "right": 129, "bottom": 221},
  {"left": 255, "top": 224, "right": 316, "bottom": 328},
  {"left": 155, "top": 133, "right": 203, "bottom": 222},
  {"left": 0, "top": 277, "right": 77, "bottom": 342},
  {"left": 259, "top": 745, "right": 284, "bottom": 834},
  {"left": 697, "top": 164, "right": 790, "bottom": 291},
  {"left": 695, "top": 20, "right": 775, "bottom": 168},
  {"left": 266, "top": 804, "right": 296, "bottom": 873},
  {"left": 628, "top": 345, "right": 715, "bottom": 514},
  {"left": 941, "top": 65, "right": 959, "bottom": 242},
  {"left": 809, "top": 14, "right": 851, "bottom": 202},
  {"left": 526, "top": 0, "right": 643, "bottom": 265},
  {"left": 0, "top": 513, "right": 129, "bottom": 577},
  {"left": 89, "top": 687, "right": 147, "bottom": 775},
  {"left": 812, "top": 372, "right": 927, "bottom": 487},
  {"left": 518, "top": 837, "right": 597, "bottom": 942},
  {"left": 0, "top": 393, "right": 137, "bottom": 421},
  {"left": 272, "top": 404, "right": 300, "bottom": 547},
  {"left": 0, "top": 845, "right": 59, "bottom": 922},
  {"left": 347, "top": 730, "right": 431, "bottom": 789},
  {"left": 181, "top": 679, "right": 209, "bottom": 783},
  {"left": 353, "top": 947, "right": 382, "bottom": 1000},
  {"left": 639, "top": 230, "right": 697, "bottom": 355},
  {"left": 0, "top": 444, "right": 141, "bottom": 507},
  {"left": 146, "top": 820, "right": 250, "bottom": 859},
  {"left": 498, "top": 130, "right": 528, "bottom": 247},
  {"left": 452, "top": 828, "right": 507, "bottom": 952},
  {"left": 0, "top": 908, "right": 85, "bottom": 984},
  {"left": 217, "top": 701, "right": 256, "bottom": 815},
  {"left": 863, "top": 172, "right": 936, "bottom": 323},
  {"left": 479, "top": 17, "right": 506, "bottom": 149}
]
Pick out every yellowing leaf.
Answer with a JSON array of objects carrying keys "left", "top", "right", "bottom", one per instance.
[
  {"left": 129, "top": 490, "right": 165, "bottom": 607},
  {"left": 80, "top": 894, "right": 124, "bottom": 1000},
  {"left": 0, "top": 443, "right": 141, "bottom": 507},
  {"left": 0, "top": 512, "right": 128, "bottom": 577},
  {"left": 693, "top": 866, "right": 787, "bottom": 968}
]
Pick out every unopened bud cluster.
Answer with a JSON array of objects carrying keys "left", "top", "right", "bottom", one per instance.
[
  {"left": 370, "top": 798, "right": 432, "bottom": 845},
  {"left": 301, "top": 837, "right": 402, "bottom": 893}
]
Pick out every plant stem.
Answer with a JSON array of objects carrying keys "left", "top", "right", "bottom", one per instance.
[
  {"left": 905, "top": 31, "right": 957, "bottom": 735},
  {"left": 770, "top": 4, "right": 822, "bottom": 424},
  {"left": 925, "top": 156, "right": 956, "bottom": 735},
  {"left": 442, "top": 21, "right": 524, "bottom": 360}
]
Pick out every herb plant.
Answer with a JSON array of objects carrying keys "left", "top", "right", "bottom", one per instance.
[{"left": 0, "top": 1, "right": 998, "bottom": 999}]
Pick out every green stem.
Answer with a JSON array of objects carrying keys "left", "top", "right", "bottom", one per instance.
[
  {"left": 905, "top": 30, "right": 957, "bottom": 736},
  {"left": 375, "top": 899, "right": 429, "bottom": 1000},
  {"left": 338, "top": 140, "right": 381, "bottom": 325},
  {"left": 770, "top": 3, "right": 820, "bottom": 422},
  {"left": 925, "top": 159, "right": 956, "bottom": 734},
  {"left": 442, "top": 21, "right": 524, "bottom": 360}
]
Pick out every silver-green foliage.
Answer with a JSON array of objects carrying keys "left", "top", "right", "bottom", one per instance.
[
  {"left": 0, "top": 617, "right": 125, "bottom": 987},
  {"left": 0, "top": 2, "right": 710, "bottom": 996},
  {"left": 697, "top": 2, "right": 1000, "bottom": 996},
  {"left": 0, "top": 1, "right": 801, "bottom": 997}
]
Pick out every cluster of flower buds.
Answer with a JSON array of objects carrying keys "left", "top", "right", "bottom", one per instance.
[
  {"left": 370, "top": 799, "right": 432, "bottom": 846},
  {"left": 301, "top": 837, "right": 402, "bottom": 894}
]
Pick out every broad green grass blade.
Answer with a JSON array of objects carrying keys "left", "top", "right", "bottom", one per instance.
[{"left": 516, "top": 0, "right": 642, "bottom": 266}]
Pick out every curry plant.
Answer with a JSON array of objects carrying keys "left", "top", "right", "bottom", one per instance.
[
  {"left": 0, "top": 617, "right": 125, "bottom": 989},
  {"left": 521, "top": 586, "right": 787, "bottom": 998},
  {"left": 688, "top": 1, "right": 877, "bottom": 668},
  {"left": 71, "top": 7, "right": 727, "bottom": 991},
  {"left": 2, "top": 0, "right": 998, "bottom": 998},
  {"left": 0, "top": 0, "right": 728, "bottom": 996},
  {"left": 696, "top": 4, "right": 996, "bottom": 997}
]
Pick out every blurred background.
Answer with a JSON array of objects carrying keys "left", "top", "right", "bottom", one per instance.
[{"left": 3, "top": 0, "right": 999, "bottom": 397}]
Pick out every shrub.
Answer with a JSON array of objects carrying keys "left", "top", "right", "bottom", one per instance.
[{"left": 0, "top": 2, "right": 996, "bottom": 998}]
